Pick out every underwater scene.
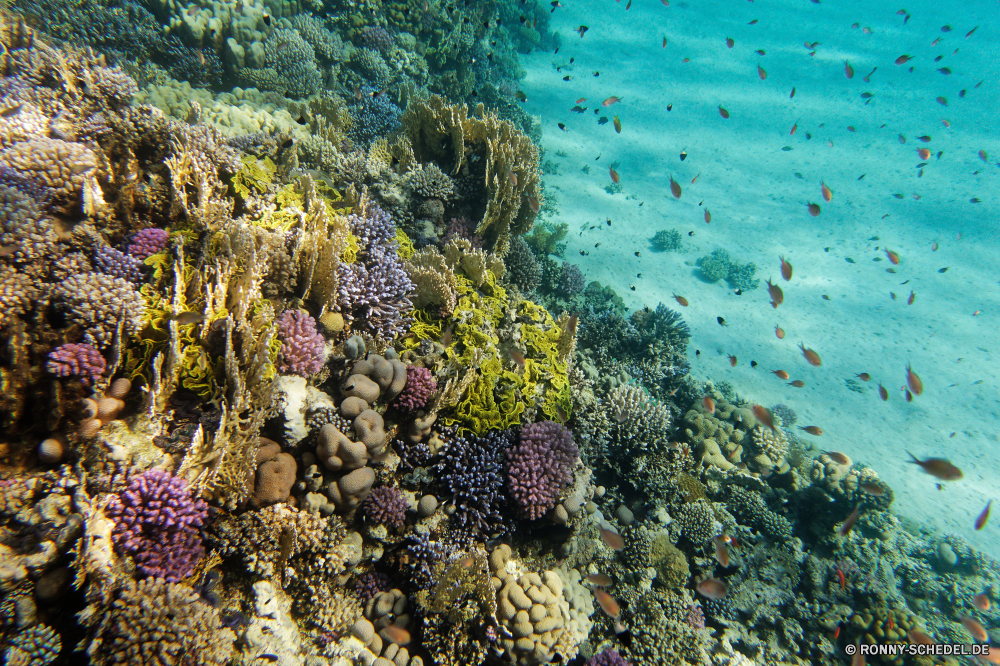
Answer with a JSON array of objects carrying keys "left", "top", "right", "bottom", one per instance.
[{"left": 0, "top": 0, "right": 996, "bottom": 662}]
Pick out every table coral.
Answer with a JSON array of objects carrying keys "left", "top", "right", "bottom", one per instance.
[{"left": 507, "top": 420, "right": 579, "bottom": 520}]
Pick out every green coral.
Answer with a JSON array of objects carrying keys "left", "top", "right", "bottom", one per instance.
[
  {"left": 524, "top": 221, "right": 568, "bottom": 257},
  {"left": 650, "top": 229, "right": 683, "bottom": 252},
  {"left": 232, "top": 156, "right": 276, "bottom": 198},
  {"left": 696, "top": 248, "right": 759, "bottom": 291}
]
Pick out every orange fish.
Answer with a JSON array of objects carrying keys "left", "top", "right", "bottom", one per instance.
[
  {"left": 381, "top": 625, "right": 412, "bottom": 645},
  {"left": 775, "top": 325, "right": 785, "bottom": 339},
  {"left": 587, "top": 573, "right": 613, "bottom": 586},
  {"left": 975, "top": 499, "right": 991, "bottom": 530},
  {"left": 860, "top": 482, "right": 884, "bottom": 496},
  {"left": 907, "top": 452, "right": 963, "bottom": 480},
  {"left": 713, "top": 535, "right": 731, "bottom": 567},
  {"left": 703, "top": 396, "right": 716, "bottom": 414},
  {"left": 907, "top": 290, "right": 915, "bottom": 305},
  {"left": 907, "top": 629, "right": 936, "bottom": 645},
  {"left": 918, "top": 148, "right": 931, "bottom": 160},
  {"left": 878, "top": 383, "right": 888, "bottom": 401},
  {"left": 728, "top": 354, "right": 737, "bottom": 367},
  {"left": 771, "top": 370, "right": 789, "bottom": 380},
  {"left": 790, "top": 121, "right": 798, "bottom": 135},
  {"left": 852, "top": 649, "right": 865, "bottom": 666},
  {"left": 696, "top": 578, "right": 729, "bottom": 600},
  {"left": 799, "top": 426, "right": 823, "bottom": 436},
  {"left": 980, "top": 150, "right": 989, "bottom": 162},
  {"left": 691, "top": 173, "right": 700, "bottom": 184},
  {"left": 594, "top": 589, "right": 620, "bottom": 619},
  {"left": 757, "top": 64, "right": 766, "bottom": 80},
  {"left": 507, "top": 169, "right": 518, "bottom": 186},
  {"left": 837, "top": 504, "right": 861, "bottom": 536},
  {"left": 978, "top": 647, "right": 1000, "bottom": 665},
  {"left": 767, "top": 278, "right": 784, "bottom": 307},
  {"left": 844, "top": 61, "right": 854, "bottom": 79},
  {"left": 799, "top": 343, "right": 821, "bottom": 366},
  {"left": 780, "top": 256, "right": 793, "bottom": 281},
  {"left": 576, "top": 97, "right": 586, "bottom": 104},
  {"left": 973, "top": 593, "right": 991, "bottom": 611},
  {"left": 895, "top": 54, "right": 913, "bottom": 65},
  {"left": 602, "top": 96, "right": 622, "bottom": 107},
  {"left": 610, "top": 166, "right": 620, "bottom": 183},
  {"left": 526, "top": 194, "right": 540, "bottom": 213},
  {"left": 906, "top": 363, "right": 922, "bottom": 395},
  {"left": 836, "top": 567, "right": 846, "bottom": 590},
  {"left": 855, "top": 373, "right": 870, "bottom": 381},
  {"left": 600, "top": 528, "right": 625, "bottom": 551},
  {"left": 718, "top": 105, "right": 730, "bottom": 119},
  {"left": 808, "top": 203, "right": 821, "bottom": 216},
  {"left": 826, "top": 451, "right": 851, "bottom": 465},
  {"left": 670, "top": 176, "right": 682, "bottom": 198},
  {"left": 751, "top": 404, "right": 776, "bottom": 431},
  {"left": 885, "top": 249, "right": 900, "bottom": 264},
  {"left": 821, "top": 182, "right": 832, "bottom": 202},
  {"left": 788, "top": 380, "right": 805, "bottom": 387},
  {"left": 673, "top": 293, "right": 689, "bottom": 306},
  {"left": 725, "top": 37, "right": 734, "bottom": 48},
  {"left": 509, "top": 349, "right": 526, "bottom": 367}
]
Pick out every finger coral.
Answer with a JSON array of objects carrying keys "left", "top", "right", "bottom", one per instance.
[
  {"left": 362, "top": 485, "right": 408, "bottom": 529},
  {"left": 506, "top": 420, "right": 578, "bottom": 520},
  {"left": 46, "top": 342, "right": 106, "bottom": 386},
  {"left": 0, "top": 137, "right": 97, "bottom": 210},
  {"left": 394, "top": 365, "right": 436, "bottom": 413},
  {"left": 0, "top": 266, "right": 38, "bottom": 326},
  {"left": 105, "top": 469, "right": 208, "bottom": 582},
  {"left": 276, "top": 309, "right": 326, "bottom": 377},
  {"left": 92, "top": 245, "right": 145, "bottom": 285},
  {"left": 435, "top": 428, "right": 512, "bottom": 535},
  {"left": 4, "top": 624, "right": 61, "bottom": 666},
  {"left": 126, "top": 228, "right": 169, "bottom": 259},
  {"left": 51, "top": 272, "right": 146, "bottom": 349}
]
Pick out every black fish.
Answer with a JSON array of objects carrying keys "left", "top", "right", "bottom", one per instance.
[
  {"left": 938, "top": 267, "right": 949, "bottom": 273},
  {"left": 558, "top": 123, "right": 568, "bottom": 131},
  {"left": 750, "top": 360, "right": 758, "bottom": 368},
  {"left": 717, "top": 317, "right": 727, "bottom": 326},
  {"left": 598, "top": 116, "right": 609, "bottom": 125}
]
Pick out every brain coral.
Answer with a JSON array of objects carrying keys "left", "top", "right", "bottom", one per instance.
[{"left": 506, "top": 420, "right": 579, "bottom": 520}]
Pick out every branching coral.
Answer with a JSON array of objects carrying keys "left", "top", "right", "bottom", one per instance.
[
  {"left": 362, "top": 486, "right": 408, "bottom": 529},
  {"left": 276, "top": 310, "right": 325, "bottom": 377},
  {"left": 435, "top": 428, "right": 513, "bottom": 535},
  {"left": 506, "top": 420, "right": 578, "bottom": 520},
  {"left": 46, "top": 342, "right": 106, "bottom": 385},
  {"left": 52, "top": 272, "right": 146, "bottom": 349},
  {"left": 394, "top": 365, "right": 437, "bottom": 412}
]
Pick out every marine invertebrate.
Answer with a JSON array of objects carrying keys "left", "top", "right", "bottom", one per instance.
[
  {"left": 0, "top": 182, "right": 56, "bottom": 268},
  {"left": 4, "top": 624, "right": 61, "bottom": 665},
  {"left": 557, "top": 261, "right": 586, "bottom": 297},
  {"left": 105, "top": 469, "right": 208, "bottom": 581},
  {"left": 46, "top": 343, "right": 106, "bottom": 386},
  {"left": 726, "top": 486, "right": 792, "bottom": 541},
  {"left": 0, "top": 137, "right": 98, "bottom": 210},
  {"left": 771, "top": 403, "right": 797, "bottom": 426},
  {"left": 362, "top": 486, "right": 408, "bottom": 529},
  {"left": 506, "top": 420, "right": 579, "bottom": 520},
  {"left": 92, "top": 245, "right": 144, "bottom": 285},
  {"left": 361, "top": 25, "right": 395, "bottom": 52},
  {"left": 88, "top": 578, "right": 234, "bottom": 666},
  {"left": 291, "top": 14, "right": 346, "bottom": 62},
  {"left": 394, "top": 365, "right": 436, "bottom": 412},
  {"left": 696, "top": 248, "right": 760, "bottom": 291},
  {"left": 586, "top": 648, "right": 632, "bottom": 666},
  {"left": 604, "top": 384, "right": 673, "bottom": 455},
  {"left": 504, "top": 236, "right": 541, "bottom": 293},
  {"left": 0, "top": 267, "right": 38, "bottom": 326},
  {"left": 353, "top": 571, "right": 392, "bottom": 604},
  {"left": 276, "top": 310, "right": 326, "bottom": 377},
  {"left": 404, "top": 162, "right": 456, "bottom": 200},
  {"left": 650, "top": 229, "right": 683, "bottom": 252},
  {"left": 126, "top": 228, "right": 169, "bottom": 259},
  {"left": 51, "top": 272, "right": 145, "bottom": 349},
  {"left": 262, "top": 29, "right": 323, "bottom": 99},
  {"left": 347, "top": 89, "right": 404, "bottom": 148},
  {"left": 434, "top": 428, "right": 512, "bottom": 535},
  {"left": 406, "top": 246, "right": 458, "bottom": 316}
]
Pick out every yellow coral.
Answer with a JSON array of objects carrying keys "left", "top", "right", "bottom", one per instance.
[
  {"left": 395, "top": 228, "right": 415, "bottom": 260},
  {"left": 232, "top": 156, "right": 276, "bottom": 198}
]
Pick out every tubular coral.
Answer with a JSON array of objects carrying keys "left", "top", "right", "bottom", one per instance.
[
  {"left": 276, "top": 310, "right": 325, "bottom": 376},
  {"left": 46, "top": 342, "right": 106, "bottom": 385},
  {"left": 105, "top": 469, "right": 208, "bottom": 582},
  {"left": 394, "top": 365, "right": 436, "bottom": 413},
  {"left": 506, "top": 420, "right": 579, "bottom": 520},
  {"left": 361, "top": 486, "right": 408, "bottom": 529}
]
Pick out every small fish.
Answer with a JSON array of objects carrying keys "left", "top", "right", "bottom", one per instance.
[
  {"left": 844, "top": 61, "right": 854, "bottom": 79},
  {"left": 961, "top": 617, "right": 988, "bottom": 642},
  {"left": 836, "top": 567, "right": 846, "bottom": 590},
  {"left": 799, "top": 426, "right": 823, "bottom": 435},
  {"left": 515, "top": 91, "right": 528, "bottom": 102},
  {"left": 799, "top": 343, "right": 821, "bottom": 367},
  {"left": 166, "top": 311, "right": 207, "bottom": 325},
  {"left": 713, "top": 535, "right": 731, "bottom": 566},
  {"left": 703, "top": 396, "right": 716, "bottom": 414},
  {"left": 725, "top": 37, "right": 734, "bottom": 48},
  {"left": 838, "top": 504, "right": 861, "bottom": 536},
  {"left": 704, "top": 209, "right": 712, "bottom": 223},
  {"left": 975, "top": 500, "right": 991, "bottom": 530},
  {"left": 808, "top": 203, "right": 821, "bottom": 216},
  {"left": 820, "top": 181, "right": 832, "bottom": 203},
  {"left": 757, "top": 64, "right": 767, "bottom": 80},
  {"left": 594, "top": 589, "right": 620, "bottom": 618},
  {"left": 509, "top": 349, "right": 526, "bottom": 367},
  {"left": 525, "top": 194, "right": 540, "bottom": 213},
  {"left": 906, "top": 363, "right": 922, "bottom": 395},
  {"left": 907, "top": 452, "right": 963, "bottom": 480},
  {"left": 775, "top": 325, "right": 785, "bottom": 339},
  {"left": 878, "top": 383, "right": 888, "bottom": 401},
  {"left": 696, "top": 578, "right": 729, "bottom": 600},
  {"left": 917, "top": 148, "right": 931, "bottom": 160},
  {"left": 609, "top": 166, "right": 619, "bottom": 183},
  {"left": 790, "top": 87, "right": 796, "bottom": 98},
  {"left": 558, "top": 123, "right": 567, "bottom": 131},
  {"left": 895, "top": 54, "right": 913, "bottom": 65},
  {"left": 906, "top": 389, "right": 913, "bottom": 402},
  {"left": 600, "top": 528, "right": 624, "bottom": 551},
  {"left": 966, "top": 26, "right": 978, "bottom": 38},
  {"left": 663, "top": 36, "right": 667, "bottom": 48},
  {"left": 790, "top": 122, "right": 798, "bottom": 136},
  {"left": 767, "top": 279, "right": 784, "bottom": 307},
  {"left": 718, "top": 105, "right": 730, "bottom": 119},
  {"left": 779, "top": 256, "right": 793, "bottom": 281},
  {"left": 587, "top": 573, "right": 613, "bottom": 586},
  {"left": 673, "top": 294, "right": 689, "bottom": 306},
  {"left": 907, "top": 629, "right": 936, "bottom": 645},
  {"left": 973, "top": 593, "right": 991, "bottom": 611},
  {"left": 612, "top": 115, "right": 622, "bottom": 133},
  {"left": 752, "top": 404, "right": 776, "bottom": 431},
  {"left": 441, "top": 325, "right": 454, "bottom": 347},
  {"left": 907, "top": 290, "right": 915, "bottom": 305},
  {"left": 634, "top": 251, "right": 640, "bottom": 257},
  {"left": 576, "top": 25, "right": 588, "bottom": 37},
  {"left": 727, "top": 354, "right": 737, "bottom": 366},
  {"left": 750, "top": 360, "right": 758, "bottom": 369},
  {"left": 570, "top": 105, "right": 587, "bottom": 113},
  {"left": 771, "top": 370, "right": 789, "bottom": 379},
  {"left": 860, "top": 482, "right": 884, "bottom": 496},
  {"left": 937, "top": 96, "right": 948, "bottom": 106},
  {"left": 885, "top": 249, "right": 900, "bottom": 265},
  {"left": 718, "top": 317, "right": 728, "bottom": 327},
  {"left": 382, "top": 625, "right": 412, "bottom": 645},
  {"left": 670, "top": 176, "right": 682, "bottom": 198},
  {"left": 602, "top": 96, "right": 622, "bottom": 107},
  {"left": 506, "top": 169, "right": 518, "bottom": 187},
  {"left": 597, "top": 117, "right": 609, "bottom": 125}
]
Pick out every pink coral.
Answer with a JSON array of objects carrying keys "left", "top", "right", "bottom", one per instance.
[
  {"left": 276, "top": 310, "right": 325, "bottom": 376},
  {"left": 393, "top": 365, "right": 436, "bottom": 412}
]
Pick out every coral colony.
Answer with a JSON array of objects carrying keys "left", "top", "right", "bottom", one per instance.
[{"left": 0, "top": 5, "right": 995, "bottom": 666}]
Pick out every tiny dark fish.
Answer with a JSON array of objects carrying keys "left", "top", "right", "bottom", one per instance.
[
  {"left": 166, "top": 311, "right": 207, "bottom": 325},
  {"left": 558, "top": 123, "right": 568, "bottom": 131},
  {"left": 717, "top": 316, "right": 727, "bottom": 326},
  {"left": 563, "top": 75, "right": 573, "bottom": 81},
  {"left": 938, "top": 267, "right": 949, "bottom": 273},
  {"left": 0, "top": 104, "right": 22, "bottom": 118},
  {"left": 597, "top": 117, "right": 609, "bottom": 125},
  {"left": 750, "top": 360, "right": 758, "bottom": 368}
]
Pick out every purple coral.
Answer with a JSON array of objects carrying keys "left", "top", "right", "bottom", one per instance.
[
  {"left": 585, "top": 648, "right": 632, "bottom": 666},
  {"left": 393, "top": 365, "right": 435, "bottom": 412},
  {"left": 361, "top": 485, "right": 408, "bottom": 529},
  {"left": 353, "top": 571, "right": 392, "bottom": 603},
  {"left": 557, "top": 261, "right": 586, "bottom": 297},
  {"left": 105, "top": 469, "right": 208, "bottom": 582},
  {"left": 127, "top": 228, "right": 170, "bottom": 259},
  {"left": 435, "top": 428, "right": 512, "bottom": 536},
  {"left": 360, "top": 25, "right": 394, "bottom": 52},
  {"left": 46, "top": 343, "right": 106, "bottom": 385},
  {"left": 506, "top": 421, "right": 579, "bottom": 520},
  {"left": 276, "top": 310, "right": 325, "bottom": 376},
  {"left": 336, "top": 202, "right": 414, "bottom": 340},
  {"left": 93, "top": 244, "right": 145, "bottom": 285}
]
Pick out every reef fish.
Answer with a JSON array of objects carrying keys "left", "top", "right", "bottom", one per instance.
[
  {"left": 885, "top": 249, "right": 900, "bottom": 265},
  {"left": 975, "top": 500, "right": 992, "bottom": 530},
  {"left": 751, "top": 404, "right": 776, "bottom": 431},
  {"left": 827, "top": 451, "right": 851, "bottom": 465},
  {"left": 166, "top": 311, "right": 207, "bottom": 325},
  {"left": 860, "top": 482, "right": 884, "bottom": 496},
  {"left": 878, "top": 383, "right": 889, "bottom": 401},
  {"left": 771, "top": 370, "right": 789, "bottom": 380},
  {"left": 855, "top": 373, "right": 871, "bottom": 381},
  {"left": 697, "top": 578, "right": 729, "bottom": 600},
  {"left": 381, "top": 625, "right": 412, "bottom": 645},
  {"left": 728, "top": 354, "right": 737, "bottom": 366},
  {"left": 673, "top": 294, "right": 689, "bottom": 306},
  {"left": 670, "top": 176, "right": 682, "bottom": 198},
  {"left": 713, "top": 536, "right": 731, "bottom": 567},
  {"left": 775, "top": 325, "right": 785, "bottom": 339},
  {"left": 808, "top": 202, "right": 821, "bottom": 216},
  {"left": 600, "top": 528, "right": 625, "bottom": 551},
  {"left": 907, "top": 629, "right": 936, "bottom": 645},
  {"left": 780, "top": 256, "right": 793, "bottom": 281},
  {"left": 594, "top": 589, "right": 620, "bottom": 618},
  {"left": 613, "top": 115, "right": 622, "bottom": 133},
  {"left": 973, "top": 593, "right": 991, "bottom": 611},
  {"left": 837, "top": 504, "right": 861, "bottom": 536},
  {"left": 963, "top": 618, "right": 988, "bottom": 642},
  {"left": 767, "top": 279, "right": 784, "bottom": 307},
  {"left": 799, "top": 343, "right": 822, "bottom": 366},
  {"left": 906, "top": 452, "right": 963, "bottom": 480},
  {"left": 718, "top": 105, "right": 730, "bottom": 119},
  {"left": 799, "top": 426, "right": 823, "bottom": 435},
  {"left": 844, "top": 61, "right": 854, "bottom": 79},
  {"left": 906, "top": 363, "right": 923, "bottom": 395},
  {"left": 703, "top": 396, "right": 716, "bottom": 414},
  {"left": 602, "top": 96, "right": 622, "bottom": 107},
  {"left": 609, "top": 166, "right": 620, "bottom": 183},
  {"left": 821, "top": 182, "right": 833, "bottom": 202},
  {"left": 587, "top": 573, "right": 613, "bottom": 586},
  {"left": 788, "top": 380, "right": 805, "bottom": 387}
]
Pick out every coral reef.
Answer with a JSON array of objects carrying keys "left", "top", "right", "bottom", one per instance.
[
  {"left": 507, "top": 420, "right": 579, "bottom": 520},
  {"left": 650, "top": 229, "right": 683, "bottom": 252},
  {"left": 696, "top": 248, "right": 760, "bottom": 291},
  {"left": 276, "top": 310, "right": 326, "bottom": 377}
]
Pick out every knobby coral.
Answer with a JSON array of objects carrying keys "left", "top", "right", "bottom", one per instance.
[
  {"left": 276, "top": 310, "right": 326, "bottom": 377},
  {"left": 46, "top": 342, "right": 106, "bottom": 385},
  {"left": 506, "top": 420, "right": 578, "bottom": 520},
  {"left": 361, "top": 486, "right": 409, "bottom": 529},
  {"left": 394, "top": 365, "right": 436, "bottom": 412}
]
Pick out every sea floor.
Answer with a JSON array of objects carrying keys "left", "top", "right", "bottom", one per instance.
[{"left": 520, "top": 0, "right": 1000, "bottom": 558}]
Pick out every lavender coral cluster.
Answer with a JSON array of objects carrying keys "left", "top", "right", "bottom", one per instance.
[
  {"left": 506, "top": 421, "right": 579, "bottom": 520},
  {"left": 361, "top": 486, "right": 408, "bottom": 529},
  {"left": 336, "top": 202, "right": 414, "bottom": 340},
  {"left": 435, "top": 429, "right": 513, "bottom": 535},
  {"left": 105, "top": 469, "right": 208, "bottom": 582},
  {"left": 586, "top": 648, "right": 632, "bottom": 666},
  {"left": 127, "top": 228, "right": 169, "bottom": 259},
  {"left": 393, "top": 365, "right": 435, "bottom": 412},
  {"left": 276, "top": 310, "right": 325, "bottom": 376},
  {"left": 46, "top": 342, "right": 106, "bottom": 385}
]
